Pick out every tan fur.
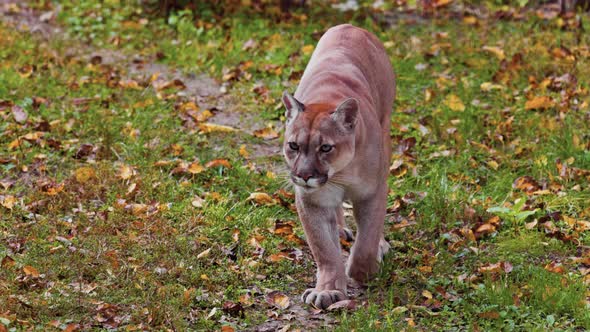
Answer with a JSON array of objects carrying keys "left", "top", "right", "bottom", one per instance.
[{"left": 282, "top": 24, "right": 396, "bottom": 309}]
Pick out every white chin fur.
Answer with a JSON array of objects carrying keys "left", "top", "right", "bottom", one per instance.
[{"left": 292, "top": 177, "right": 322, "bottom": 190}]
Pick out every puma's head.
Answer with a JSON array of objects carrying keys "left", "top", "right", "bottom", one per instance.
[{"left": 281, "top": 91, "right": 358, "bottom": 191}]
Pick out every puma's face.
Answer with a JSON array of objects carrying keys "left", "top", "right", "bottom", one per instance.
[{"left": 282, "top": 92, "right": 358, "bottom": 192}]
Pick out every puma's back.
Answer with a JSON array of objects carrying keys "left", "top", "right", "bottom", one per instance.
[{"left": 295, "top": 24, "right": 395, "bottom": 128}]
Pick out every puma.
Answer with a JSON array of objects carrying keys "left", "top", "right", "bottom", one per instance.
[{"left": 281, "top": 24, "right": 396, "bottom": 309}]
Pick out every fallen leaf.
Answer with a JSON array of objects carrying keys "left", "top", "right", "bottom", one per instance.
[
  {"left": 544, "top": 261, "right": 566, "bottom": 274},
  {"left": 247, "top": 192, "right": 275, "bottom": 206},
  {"left": 482, "top": 46, "right": 506, "bottom": 60},
  {"left": 1, "top": 255, "right": 15, "bottom": 268},
  {"left": 12, "top": 105, "right": 27, "bottom": 123},
  {"left": 327, "top": 299, "right": 357, "bottom": 311},
  {"left": 512, "top": 176, "right": 540, "bottom": 194},
  {"left": 23, "top": 265, "right": 40, "bottom": 277},
  {"left": 239, "top": 145, "right": 250, "bottom": 158},
  {"left": 191, "top": 196, "right": 205, "bottom": 208},
  {"left": 74, "top": 167, "right": 96, "bottom": 183},
  {"left": 480, "top": 82, "right": 505, "bottom": 92},
  {"left": 197, "top": 248, "right": 211, "bottom": 259},
  {"left": 478, "top": 261, "right": 513, "bottom": 274},
  {"left": 205, "top": 159, "right": 231, "bottom": 169},
  {"left": 301, "top": 45, "right": 314, "bottom": 55},
  {"left": 187, "top": 161, "right": 205, "bottom": 174},
  {"left": 1, "top": 195, "right": 17, "bottom": 210},
  {"left": 444, "top": 94, "right": 465, "bottom": 112},
  {"left": 253, "top": 126, "right": 279, "bottom": 140},
  {"left": 199, "top": 123, "right": 236, "bottom": 133},
  {"left": 116, "top": 164, "right": 135, "bottom": 180},
  {"left": 525, "top": 96, "right": 554, "bottom": 110},
  {"left": 265, "top": 291, "right": 290, "bottom": 309}
]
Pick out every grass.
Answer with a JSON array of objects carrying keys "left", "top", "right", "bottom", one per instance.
[{"left": 1, "top": 0, "right": 589, "bottom": 330}]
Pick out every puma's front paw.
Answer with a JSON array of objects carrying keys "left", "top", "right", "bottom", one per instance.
[{"left": 302, "top": 288, "right": 347, "bottom": 309}]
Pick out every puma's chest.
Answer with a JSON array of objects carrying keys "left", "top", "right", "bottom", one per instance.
[{"left": 297, "top": 184, "right": 345, "bottom": 208}]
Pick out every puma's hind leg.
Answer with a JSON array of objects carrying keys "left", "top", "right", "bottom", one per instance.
[{"left": 337, "top": 205, "right": 354, "bottom": 242}]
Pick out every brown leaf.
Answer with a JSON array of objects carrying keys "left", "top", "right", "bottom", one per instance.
[
  {"left": 327, "top": 299, "right": 357, "bottom": 311},
  {"left": 273, "top": 220, "right": 295, "bottom": 235},
  {"left": 40, "top": 181, "right": 65, "bottom": 196},
  {"left": 205, "top": 159, "right": 231, "bottom": 169},
  {"left": 478, "top": 261, "right": 512, "bottom": 274},
  {"left": 23, "top": 265, "right": 40, "bottom": 277},
  {"left": 64, "top": 323, "right": 81, "bottom": 332},
  {"left": 1, "top": 255, "right": 15, "bottom": 268},
  {"left": 544, "top": 261, "right": 566, "bottom": 274},
  {"left": 478, "top": 311, "right": 500, "bottom": 319},
  {"left": 247, "top": 192, "right": 275, "bottom": 206},
  {"left": 253, "top": 126, "right": 279, "bottom": 140},
  {"left": 222, "top": 301, "right": 244, "bottom": 317},
  {"left": 512, "top": 176, "right": 540, "bottom": 194},
  {"left": 74, "top": 143, "right": 94, "bottom": 159},
  {"left": 265, "top": 291, "right": 290, "bottom": 310}
]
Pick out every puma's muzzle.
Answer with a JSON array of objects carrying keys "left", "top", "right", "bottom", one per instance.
[{"left": 290, "top": 172, "right": 328, "bottom": 189}]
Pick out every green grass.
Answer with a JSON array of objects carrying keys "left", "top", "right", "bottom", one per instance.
[{"left": 1, "top": 1, "right": 589, "bottom": 330}]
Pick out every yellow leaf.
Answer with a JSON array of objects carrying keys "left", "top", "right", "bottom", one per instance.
[
  {"left": 197, "top": 248, "right": 211, "bottom": 259},
  {"left": 74, "top": 167, "right": 96, "bottom": 183},
  {"left": 239, "top": 145, "right": 250, "bottom": 158},
  {"left": 301, "top": 44, "right": 315, "bottom": 56},
  {"left": 480, "top": 82, "right": 505, "bottom": 92},
  {"left": 1, "top": 195, "right": 16, "bottom": 209},
  {"left": 247, "top": 192, "right": 275, "bottom": 206},
  {"left": 187, "top": 161, "right": 205, "bottom": 174},
  {"left": 444, "top": 94, "right": 465, "bottom": 112},
  {"left": 45, "top": 183, "right": 65, "bottom": 196},
  {"left": 198, "top": 123, "right": 236, "bottom": 133},
  {"left": 253, "top": 126, "right": 279, "bottom": 140},
  {"left": 482, "top": 46, "right": 506, "bottom": 60},
  {"left": 525, "top": 96, "right": 554, "bottom": 110},
  {"left": 487, "top": 160, "right": 499, "bottom": 170},
  {"left": 117, "top": 164, "right": 135, "bottom": 180},
  {"left": 8, "top": 138, "right": 20, "bottom": 150},
  {"left": 118, "top": 79, "right": 141, "bottom": 89}
]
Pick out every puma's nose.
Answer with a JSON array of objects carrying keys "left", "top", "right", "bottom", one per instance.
[{"left": 298, "top": 173, "right": 313, "bottom": 182}]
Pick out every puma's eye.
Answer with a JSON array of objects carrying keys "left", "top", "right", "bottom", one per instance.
[
  {"left": 288, "top": 142, "right": 299, "bottom": 151},
  {"left": 320, "top": 144, "right": 333, "bottom": 153}
]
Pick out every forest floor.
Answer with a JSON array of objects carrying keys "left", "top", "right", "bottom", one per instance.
[{"left": 1, "top": 1, "right": 590, "bottom": 330}]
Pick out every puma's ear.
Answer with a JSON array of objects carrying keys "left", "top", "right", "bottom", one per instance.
[
  {"left": 332, "top": 98, "right": 359, "bottom": 131},
  {"left": 282, "top": 91, "right": 304, "bottom": 122}
]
